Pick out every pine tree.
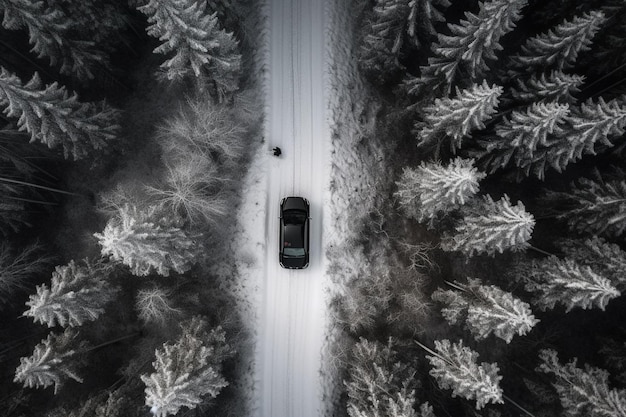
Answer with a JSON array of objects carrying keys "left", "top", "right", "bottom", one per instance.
[
  {"left": 422, "top": 339, "right": 503, "bottom": 409},
  {"left": 24, "top": 259, "right": 119, "bottom": 328},
  {"left": 138, "top": 0, "right": 241, "bottom": 87},
  {"left": 418, "top": 402, "right": 436, "bottom": 417},
  {"left": 0, "top": 242, "right": 49, "bottom": 305},
  {"left": 414, "top": 0, "right": 527, "bottom": 96},
  {"left": 394, "top": 158, "right": 485, "bottom": 224},
  {"left": 558, "top": 236, "right": 626, "bottom": 291},
  {"left": 522, "top": 256, "right": 620, "bottom": 312},
  {"left": 477, "top": 102, "right": 570, "bottom": 175},
  {"left": 141, "top": 317, "right": 234, "bottom": 417},
  {"left": 94, "top": 204, "right": 198, "bottom": 277},
  {"left": 345, "top": 337, "right": 417, "bottom": 417},
  {"left": 508, "top": 11, "right": 607, "bottom": 75},
  {"left": 0, "top": 68, "right": 120, "bottom": 160},
  {"left": 14, "top": 329, "right": 87, "bottom": 394},
  {"left": 407, "top": 0, "right": 450, "bottom": 49},
  {"left": 537, "top": 349, "right": 626, "bottom": 417},
  {"left": 0, "top": 0, "right": 107, "bottom": 79},
  {"left": 358, "top": 0, "right": 410, "bottom": 84},
  {"left": 432, "top": 278, "right": 538, "bottom": 343},
  {"left": 441, "top": 195, "right": 535, "bottom": 257},
  {"left": 542, "top": 168, "right": 626, "bottom": 237},
  {"left": 416, "top": 81, "right": 502, "bottom": 154},
  {"left": 135, "top": 285, "right": 181, "bottom": 326},
  {"left": 509, "top": 71, "right": 584, "bottom": 105}
]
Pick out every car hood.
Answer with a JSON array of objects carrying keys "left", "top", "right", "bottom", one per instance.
[{"left": 282, "top": 197, "right": 308, "bottom": 211}]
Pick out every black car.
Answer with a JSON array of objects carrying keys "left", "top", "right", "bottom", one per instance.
[{"left": 279, "top": 197, "right": 310, "bottom": 269}]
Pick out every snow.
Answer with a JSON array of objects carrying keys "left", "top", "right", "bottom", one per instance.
[{"left": 223, "top": 0, "right": 385, "bottom": 415}]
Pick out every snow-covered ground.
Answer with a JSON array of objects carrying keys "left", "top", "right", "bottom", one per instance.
[{"left": 224, "top": 0, "right": 384, "bottom": 415}]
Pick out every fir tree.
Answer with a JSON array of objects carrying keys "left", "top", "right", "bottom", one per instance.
[
  {"left": 345, "top": 337, "right": 417, "bottom": 417},
  {"left": 358, "top": 0, "right": 410, "bottom": 84},
  {"left": 542, "top": 168, "right": 626, "bottom": 237},
  {"left": 407, "top": 0, "right": 450, "bottom": 49},
  {"left": 441, "top": 195, "right": 535, "bottom": 257},
  {"left": 414, "top": 0, "right": 527, "bottom": 96},
  {"left": 537, "top": 349, "right": 626, "bottom": 417},
  {"left": 508, "top": 11, "right": 607, "bottom": 75},
  {"left": 138, "top": 0, "right": 241, "bottom": 89},
  {"left": 0, "top": 0, "right": 107, "bottom": 79},
  {"left": 141, "top": 317, "right": 234, "bottom": 417},
  {"left": 432, "top": 278, "right": 538, "bottom": 343},
  {"left": 0, "top": 68, "right": 120, "bottom": 160},
  {"left": 558, "top": 236, "right": 626, "bottom": 291},
  {"left": 24, "top": 259, "right": 119, "bottom": 328},
  {"left": 421, "top": 339, "right": 503, "bottom": 409},
  {"left": 477, "top": 102, "right": 570, "bottom": 175},
  {"left": 14, "top": 329, "right": 87, "bottom": 394},
  {"left": 509, "top": 71, "right": 584, "bottom": 105},
  {"left": 0, "top": 242, "right": 49, "bottom": 305},
  {"left": 94, "top": 204, "right": 198, "bottom": 277},
  {"left": 416, "top": 81, "right": 502, "bottom": 154},
  {"left": 394, "top": 158, "right": 485, "bottom": 225},
  {"left": 522, "top": 256, "right": 620, "bottom": 312}
]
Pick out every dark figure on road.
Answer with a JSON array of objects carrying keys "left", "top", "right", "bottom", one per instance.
[{"left": 273, "top": 147, "right": 282, "bottom": 157}]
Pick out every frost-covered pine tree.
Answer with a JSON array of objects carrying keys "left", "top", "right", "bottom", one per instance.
[
  {"left": 441, "top": 195, "right": 535, "bottom": 257},
  {"left": 477, "top": 102, "right": 570, "bottom": 175},
  {"left": 509, "top": 71, "right": 584, "bottom": 105},
  {"left": 0, "top": 242, "right": 49, "bottom": 305},
  {"left": 542, "top": 168, "right": 626, "bottom": 237},
  {"left": 141, "top": 317, "right": 234, "bottom": 417},
  {"left": 416, "top": 81, "right": 502, "bottom": 154},
  {"left": 508, "top": 11, "right": 607, "bottom": 75},
  {"left": 407, "top": 0, "right": 450, "bottom": 49},
  {"left": 24, "top": 259, "right": 119, "bottom": 327},
  {"left": 345, "top": 337, "right": 417, "bottom": 417},
  {"left": 0, "top": 0, "right": 107, "bottom": 79},
  {"left": 358, "top": 0, "right": 410, "bottom": 83},
  {"left": 414, "top": 0, "right": 526, "bottom": 96},
  {"left": 0, "top": 68, "right": 120, "bottom": 160},
  {"left": 394, "top": 158, "right": 485, "bottom": 224},
  {"left": 432, "top": 278, "right": 538, "bottom": 343},
  {"left": 522, "top": 256, "right": 620, "bottom": 312},
  {"left": 94, "top": 204, "right": 198, "bottom": 277},
  {"left": 14, "top": 329, "right": 87, "bottom": 394},
  {"left": 537, "top": 349, "right": 626, "bottom": 417},
  {"left": 421, "top": 339, "right": 503, "bottom": 409},
  {"left": 138, "top": 0, "right": 241, "bottom": 88},
  {"left": 559, "top": 236, "right": 626, "bottom": 291}
]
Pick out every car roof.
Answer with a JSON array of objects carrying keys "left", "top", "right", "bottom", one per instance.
[{"left": 284, "top": 224, "right": 304, "bottom": 247}]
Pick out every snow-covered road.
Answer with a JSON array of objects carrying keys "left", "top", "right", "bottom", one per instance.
[{"left": 258, "top": 0, "right": 329, "bottom": 416}]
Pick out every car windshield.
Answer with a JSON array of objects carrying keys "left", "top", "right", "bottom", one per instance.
[
  {"left": 284, "top": 211, "right": 306, "bottom": 224},
  {"left": 283, "top": 247, "right": 305, "bottom": 257}
]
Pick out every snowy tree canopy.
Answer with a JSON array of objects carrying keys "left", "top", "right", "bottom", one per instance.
[
  {"left": 141, "top": 317, "right": 234, "bottom": 417},
  {"left": 432, "top": 278, "right": 538, "bottom": 343},
  {"left": 509, "top": 71, "right": 584, "bottom": 105},
  {"left": 542, "top": 168, "right": 626, "bottom": 237},
  {"left": 345, "top": 337, "right": 417, "bottom": 417},
  {"left": 416, "top": 81, "right": 502, "bottom": 154},
  {"left": 522, "top": 256, "right": 620, "bottom": 312},
  {"left": 407, "top": 0, "right": 450, "bottom": 49},
  {"left": 508, "top": 10, "right": 607, "bottom": 74},
  {"left": 14, "top": 329, "right": 87, "bottom": 394},
  {"left": 24, "top": 259, "right": 119, "bottom": 328},
  {"left": 558, "top": 236, "right": 626, "bottom": 291},
  {"left": 414, "top": 0, "right": 526, "bottom": 96},
  {"left": 138, "top": 0, "right": 241, "bottom": 88},
  {"left": 423, "top": 339, "right": 503, "bottom": 409},
  {"left": 0, "top": 68, "right": 120, "bottom": 160},
  {"left": 478, "top": 102, "right": 570, "bottom": 175},
  {"left": 0, "top": 0, "right": 107, "bottom": 79},
  {"left": 537, "top": 349, "right": 626, "bottom": 417},
  {"left": 394, "top": 158, "right": 485, "bottom": 224},
  {"left": 94, "top": 204, "right": 198, "bottom": 277},
  {"left": 441, "top": 194, "right": 535, "bottom": 257}
]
